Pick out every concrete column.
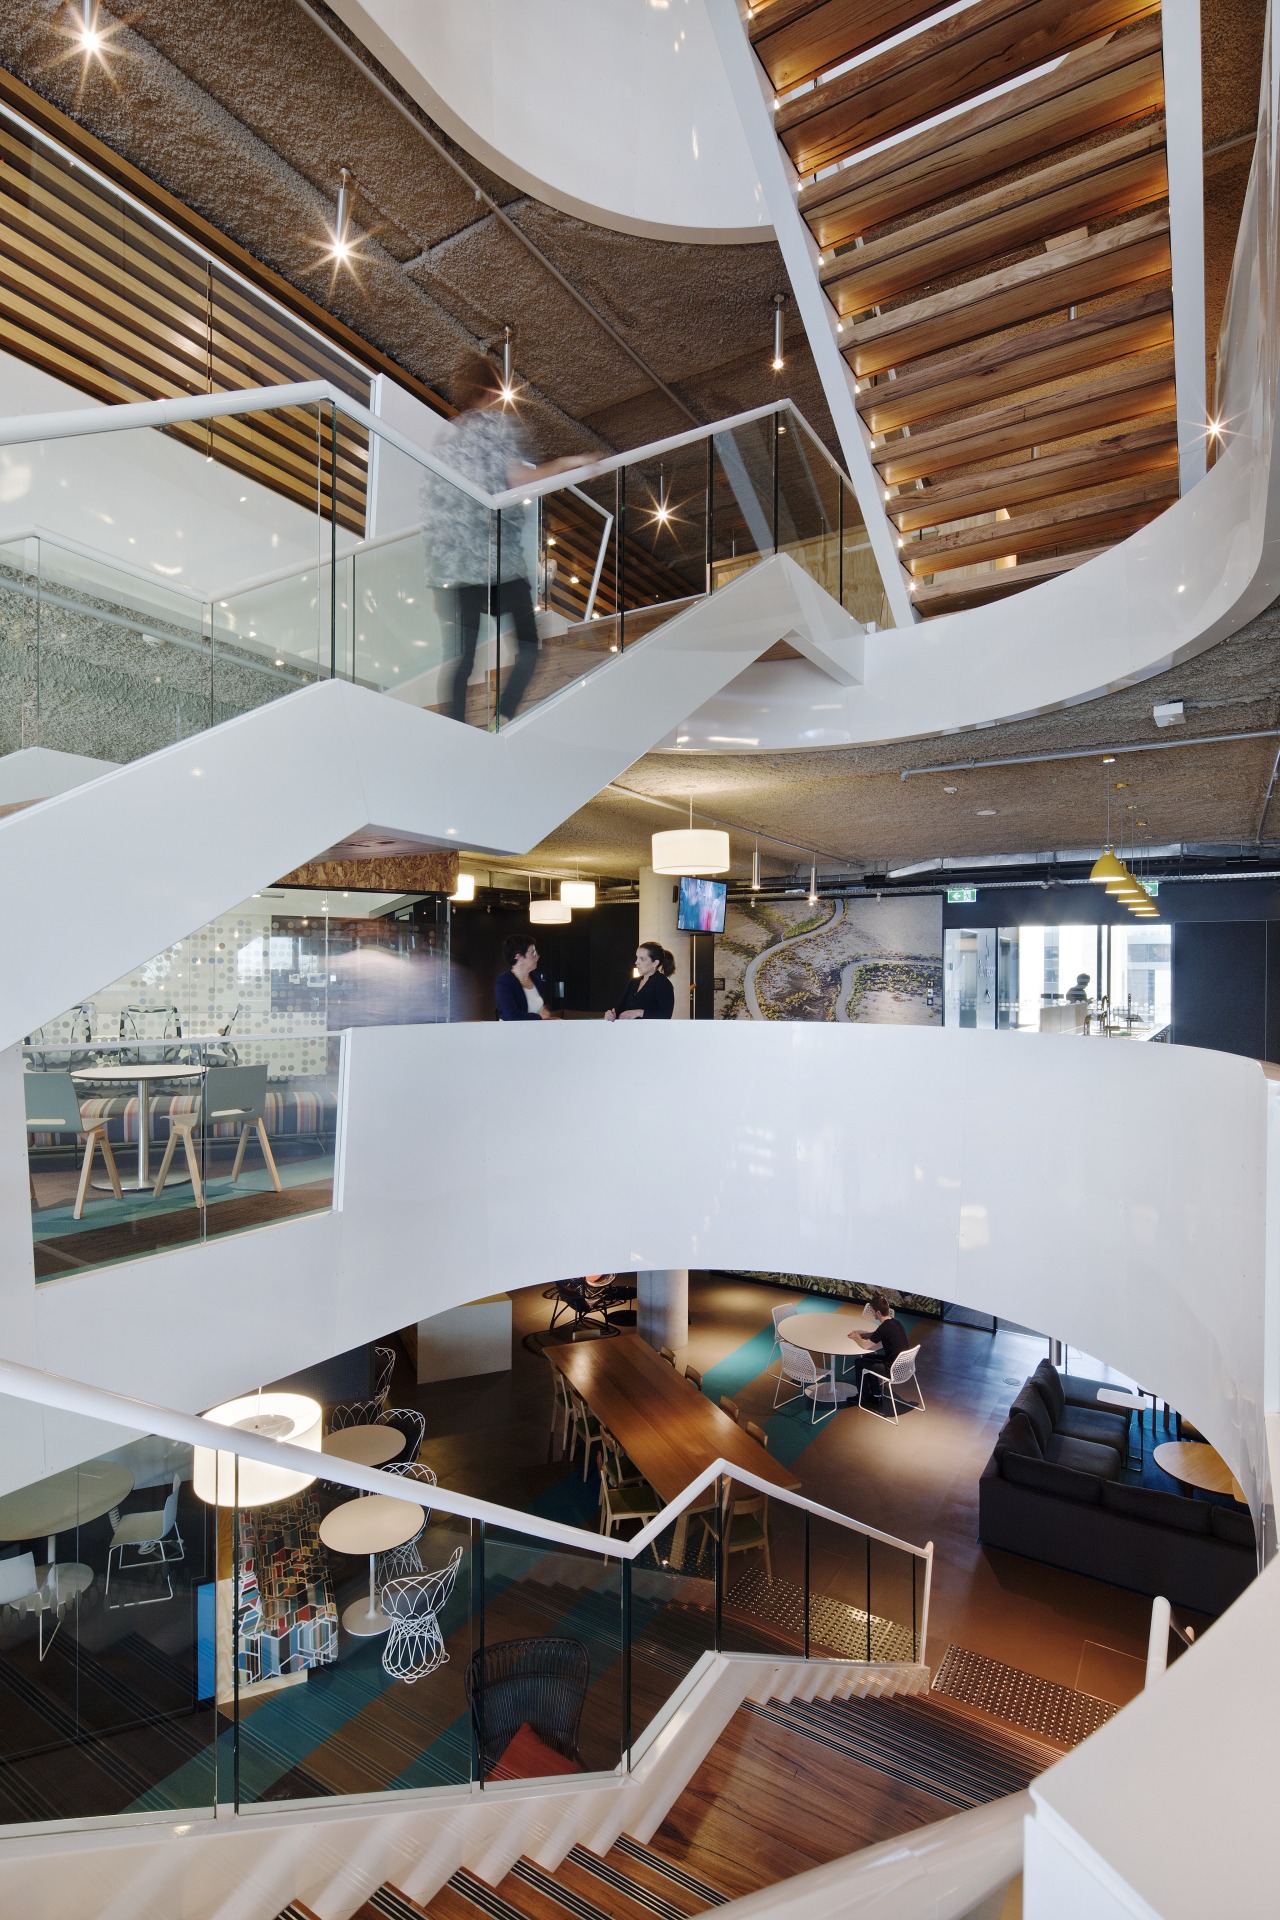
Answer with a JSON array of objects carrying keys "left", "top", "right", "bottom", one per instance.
[
  {"left": 638, "top": 1269, "right": 689, "bottom": 1350},
  {"left": 638, "top": 867, "right": 691, "bottom": 1018}
]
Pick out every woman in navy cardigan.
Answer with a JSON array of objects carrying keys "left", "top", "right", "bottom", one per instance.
[
  {"left": 605, "top": 942, "right": 676, "bottom": 1020},
  {"left": 495, "top": 936, "right": 558, "bottom": 1020}
]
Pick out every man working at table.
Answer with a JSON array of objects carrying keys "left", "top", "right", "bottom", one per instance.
[{"left": 853, "top": 1294, "right": 909, "bottom": 1406}]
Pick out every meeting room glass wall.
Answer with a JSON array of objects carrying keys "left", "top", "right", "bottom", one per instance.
[{"left": 945, "top": 923, "right": 1171, "bottom": 1037}]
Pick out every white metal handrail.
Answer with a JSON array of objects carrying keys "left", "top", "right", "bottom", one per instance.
[
  {"left": 0, "top": 382, "right": 855, "bottom": 517},
  {"left": 0, "top": 1352, "right": 931, "bottom": 1583}
]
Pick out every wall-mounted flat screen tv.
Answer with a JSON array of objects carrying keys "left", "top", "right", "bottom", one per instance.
[{"left": 677, "top": 876, "right": 727, "bottom": 934}]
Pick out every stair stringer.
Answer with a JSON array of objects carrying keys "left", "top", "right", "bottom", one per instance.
[{"left": 0, "top": 553, "right": 860, "bottom": 1052}]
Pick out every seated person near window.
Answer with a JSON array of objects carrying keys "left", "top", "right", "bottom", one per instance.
[
  {"left": 605, "top": 942, "right": 676, "bottom": 1020},
  {"left": 496, "top": 937, "right": 558, "bottom": 1020}
]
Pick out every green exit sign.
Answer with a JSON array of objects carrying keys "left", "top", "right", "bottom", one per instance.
[
  {"left": 1139, "top": 879, "right": 1159, "bottom": 897},
  {"left": 947, "top": 885, "right": 978, "bottom": 904}
]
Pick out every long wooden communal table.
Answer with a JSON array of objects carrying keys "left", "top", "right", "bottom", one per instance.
[{"left": 547, "top": 1333, "right": 800, "bottom": 1559}]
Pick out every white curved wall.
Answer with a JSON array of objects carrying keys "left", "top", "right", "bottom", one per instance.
[
  {"left": 327, "top": 0, "right": 770, "bottom": 242},
  {"left": 15, "top": 1023, "right": 1275, "bottom": 1525}
]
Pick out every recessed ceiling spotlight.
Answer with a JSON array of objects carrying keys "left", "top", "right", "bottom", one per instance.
[
  {"left": 976, "top": 808, "right": 997, "bottom": 816},
  {"left": 943, "top": 785, "right": 958, "bottom": 794}
]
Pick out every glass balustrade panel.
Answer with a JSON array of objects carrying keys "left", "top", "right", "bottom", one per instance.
[
  {"left": 0, "top": 1390, "right": 219, "bottom": 1826},
  {"left": 233, "top": 1466, "right": 472, "bottom": 1806},
  {"left": 717, "top": 1476, "right": 806, "bottom": 1660},
  {"left": 776, "top": 415, "right": 841, "bottom": 602},
  {"left": 710, "top": 415, "right": 776, "bottom": 590},
  {"left": 619, "top": 439, "right": 708, "bottom": 642},
  {"left": 626, "top": 1503, "right": 718, "bottom": 1756},
  {"left": 842, "top": 479, "right": 893, "bottom": 629},
  {"left": 805, "top": 1514, "right": 922, "bottom": 1666},
  {"left": 477, "top": 1526, "right": 623, "bottom": 1782}
]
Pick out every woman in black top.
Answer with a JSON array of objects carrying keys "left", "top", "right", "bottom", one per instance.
[{"left": 606, "top": 942, "right": 676, "bottom": 1020}]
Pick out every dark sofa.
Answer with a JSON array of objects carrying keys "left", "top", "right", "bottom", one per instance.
[{"left": 979, "top": 1359, "right": 1256, "bottom": 1616}]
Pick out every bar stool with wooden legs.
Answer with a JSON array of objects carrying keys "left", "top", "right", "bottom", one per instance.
[{"left": 154, "top": 1064, "right": 281, "bottom": 1208}]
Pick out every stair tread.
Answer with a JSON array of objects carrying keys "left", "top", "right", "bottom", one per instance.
[
  {"left": 530, "top": 1851, "right": 672, "bottom": 1920},
  {"left": 418, "top": 1880, "right": 502, "bottom": 1920},
  {"left": 480, "top": 1864, "right": 569, "bottom": 1920},
  {"left": 599, "top": 1839, "right": 724, "bottom": 1913}
]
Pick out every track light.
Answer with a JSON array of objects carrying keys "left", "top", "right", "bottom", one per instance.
[
  {"left": 329, "top": 168, "right": 355, "bottom": 264},
  {"left": 772, "top": 294, "right": 785, "bottom": 373}
]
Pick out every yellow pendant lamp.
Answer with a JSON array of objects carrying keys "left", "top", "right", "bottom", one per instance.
[{"left": 1090, "top": 849, "right": 1128, "bottom": 886}]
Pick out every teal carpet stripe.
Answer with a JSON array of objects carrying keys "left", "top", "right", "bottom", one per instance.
[{"left": 699, "top": 1293, "right": 842, "bottom": 1408}]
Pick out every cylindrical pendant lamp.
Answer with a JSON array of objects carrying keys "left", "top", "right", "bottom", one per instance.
[{"left": 193, "top": 1393, "right": 322, "bottom": 1508}]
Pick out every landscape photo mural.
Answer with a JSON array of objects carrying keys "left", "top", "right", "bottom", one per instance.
[{"left": 714, "top": 895, "right": 943, "bottom": 1024}]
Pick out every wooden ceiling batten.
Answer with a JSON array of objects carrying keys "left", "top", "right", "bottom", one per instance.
[
  {"left": 873, "top": 359, "right": 1177, "bottom": 482},
  {"left": 776, "top": 0, "right": 1161, "bottom": 177},
  {"left": 906, "top": 471, "right": 1178, "bottom": 570},
  {"left": 861, "top": 288, "right": 1173, "bottom": 432},
  {"left": 821, "top": 127, "right": 1168, "bottom": 314},
  {"left": 889, "top": 418, "right": 1178, "bottom": 529},
  {"left": 749, "top": 0, "right": 945, "bottom": 92},
  {"left": 752, "top": 0, "right": 1180, "bottom": 614},
  {"left": 909, "top": 545, "right": 1105, "bottom": 612},
  {"left": 847, "top": 215, "right": 1171, "bottom": 374},
  {"left": 798, "top": 22, "right": 1166, "bottom": 244},
  {"left": 0, "top": 112, "right": 370, "bottom": 534}
]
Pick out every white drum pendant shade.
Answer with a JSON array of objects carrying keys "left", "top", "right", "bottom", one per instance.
[
  {"left": 530, "top": 899, "right": 571, "bottom": 924},
  {"left": 651, "top": 828, "right": 730, "bottom": 875},
  {"left": 560, "top": 880, "right": 596, "bottom": 908},
  {"left": 193, "top": 1392, "right": 322, "bottom": 1507}
]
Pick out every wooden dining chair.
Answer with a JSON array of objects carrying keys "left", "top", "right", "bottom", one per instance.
[
  {"left": 745, "top": 1419, "right": 770, "bottom": 1450},
  {"left": 598, "top": 1431, "right": 661, "bottom": 1537},
  {"left": 685, "top": 1365, "right": 704, "bottom": 1391},
  {"left": 720, "top": 1395, "right": 741, "bottom": 1424},
  {"left": 659, "top": 1345, "right": 677, "bottom": 1365},
  {"left": 567, "top": 1386, "right": 604, "bottom": 1481}
]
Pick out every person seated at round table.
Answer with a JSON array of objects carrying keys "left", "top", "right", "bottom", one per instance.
[
  {"left": 855, "top": 1293, "right": 909, "bottom": 1404},
  {"left": 605, "top": 942, "right": 676, "bottom": 1021}
]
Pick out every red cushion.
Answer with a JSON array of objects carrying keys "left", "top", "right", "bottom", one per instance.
[{"left": 486, "top": 1721, "right": 582, "bottom": 1782}]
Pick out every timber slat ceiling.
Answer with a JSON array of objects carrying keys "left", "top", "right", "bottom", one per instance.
[
  {"left": 754, "top": 0, "right": 1180, "bottom": 613},
  {"left": 0, "top": 111, "right": 370, "bottom": 533}
]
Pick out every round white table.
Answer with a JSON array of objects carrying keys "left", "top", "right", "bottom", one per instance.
[
  {"left": 319, "top": 1492, "right": 425, "bottom": 1636},
  {"left": 0, "top": 1458, "right": 134, "bottom": 1591},
  {"left": 70, "top": 1064, "right": 204, "bottom": 1192},
  {"left": 321, "top": 1426, "right": 405, "bottom": 1468},
  {"left": 776, "top": 1310, "right": 877, "bottom": 1405}
]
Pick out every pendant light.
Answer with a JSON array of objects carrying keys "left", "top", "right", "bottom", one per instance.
[
  {"left": 329, "top": 168, "right": 355, "bottom": 264},
  {"left": 500, "top": 325, "right": 516, "bottom": 404},
  {"left": 530, "top": 897, "right": 571, "bottom": 924},
  {"left": 751, "top": 838, "right": 761, "bottom": 892},
  {"left": 450, "top": 872, "right": 475, "bottom": 903},
  {"left": 808, "top": 857, "right": 818, "bottom": 905},
  {"left": 652, "top": 798, "right": 730, "bottom": 876},
  {"left": 193, "top": 1392, "right": 322, "bottom": 1508},
  {"left": 561, "top": 873, "right": 596, "bottom": 908},
  {"left": 771, "top": 294, "right": 786, "bottom": 372}
]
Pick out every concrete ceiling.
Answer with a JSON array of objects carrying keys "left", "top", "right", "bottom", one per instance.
[
  {"left": 506, "top": 594, "right": 1280, "bottom": 882},
  {"left": 0, "top": 0, "right": 836, "bottom": 460}
]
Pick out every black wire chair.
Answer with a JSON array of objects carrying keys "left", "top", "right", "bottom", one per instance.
[
  {"left": 465, "top": 1636, "right": 590, "bottom": 1777},
  {"left": 544, "top": 1274, "right": 630, "bottom": 1335}
]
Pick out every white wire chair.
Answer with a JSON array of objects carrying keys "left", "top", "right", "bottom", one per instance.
[
  {"left": 381, "top": 1545, "right": 464, "bottom": 1684},
  {"left": 768, "top": 1302, "right": 792, "bottom": 1375},
  {"left": 773, "top": 1338, "right": 837, "bottom": 1424},
  {"left": 375, "top": 1461, "right": 438, "bottom": 1583},
  {"left": 329, "top": 1344, "right": 396, "bottom": 1431},
  {"left": 857, "top": 1345, "right": 925, "bottom": 1424}
]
